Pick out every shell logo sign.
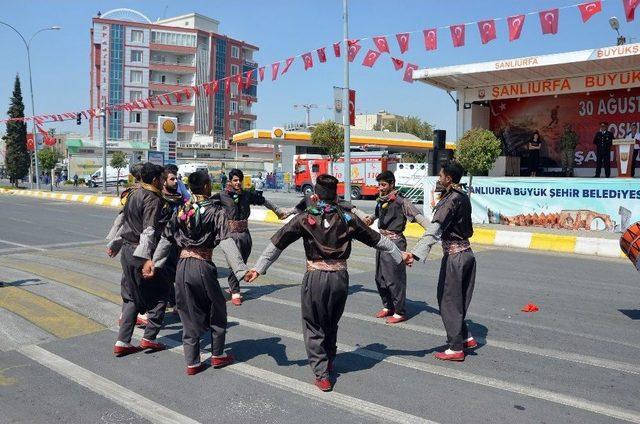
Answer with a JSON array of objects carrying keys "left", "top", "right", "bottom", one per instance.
[
  {"left": 271, "top": 127, "right": 285, "bottom": 139},
  {"left": 162, "top": 119, "right": 176, "bottom": 134}
]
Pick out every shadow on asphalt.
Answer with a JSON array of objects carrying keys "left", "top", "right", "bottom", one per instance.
[
  {"left": 619, "top": 309, "right": 640, "bottom": 320},
  {"left": 0, "top": 278, "right": 43, "bottom": 287}
]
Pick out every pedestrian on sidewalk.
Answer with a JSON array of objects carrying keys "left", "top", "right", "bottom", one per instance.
[
  {"left": 363, "top": 171, "right": 429, "bottom": 324},
  {"left": 245, "top": 174, "right": 412, "bottom": 391},
  {"left": 211, "top": 168, "right": 289, "bottom": 306},
  {"left": 410, "top": 160, "right": 478, "bottom": 362},
  {"left": 111, "top": 163, "right": 171, "bottom": 357},
  {"left": 147, "top": 170, "right": 248, "bottom": 375},
  {"left": 73, "top": 173, "right": 78, "bottom": 188}
]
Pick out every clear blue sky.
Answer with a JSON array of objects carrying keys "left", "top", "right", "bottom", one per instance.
[{"left": 1, "top": 0, "right": 637, "bottom": 140}]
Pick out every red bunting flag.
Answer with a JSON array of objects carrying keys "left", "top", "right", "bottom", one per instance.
[
  {"left": 203, "top": 82, "right": 212, "bottom": 96},
  {"left": 302, "top": 52, "right": 314, "bottom": 70},
  {"left": 423, "top": 28, "right": 437, "bottom": 51},
  {"left": 623, "top": 0, "right": 639, "bottom": 21},
  {"left": 450, "top": 24, "right": 465, "bottom": 47},
  {"left": 507, "top": 15, "right": 526, "bottom": 41},
  {"left": 182, "top": 88, "right": 192, "bottom": 100},
  {"left": 191, "top": 85, "right": 200, "bottom": 96},
  {"left": 347, "top": 42, "right": 362, "bottom": 62},
  {"left": 81, "top": 111, "right": 88, "bottom": 119},
  {"left": 396, "top": 32, "right": 410, "bottom": 53},
  {"left": 235, "top": 73, "right": 244, "bottom": 91},
  {"left": 259, "top": 66, "right": 265, "bottom": 81},
  {"left": 477, "top": 19, "right": 497, "bottom": 44},
  {"left": 391, "top": 57, "right": 404, "bottom": 71},
  {"left": 347, "top": 39, "right": 359, "bottom": 47},
  {"left": 225, "top": 78, "right": 231, "bottom": 95},
  {"left": 333, "top": 42, "right": 341, "bottom": 57},
  {"left": 155, "top": 95, "right": 164, "bottom": 105},
  {"left": 271, "top": 62, "right": 280, "bottom": 80},
  {"left": 212, "top": 80, "right": 219, "bottom": 94},
  {"left": 578, "top": 1, "right": 602, "bottom": 22},
  {"left": 246, "top": 69, "right": 254, "bottom": 86},
  {"left": 281, "top": 57, "right": 294, "bottom": 74},
  {"left": 373, "top": 36, "right": 390, "bottom": 53},
  {"left": 163, "top": 94, "right": 173, "bottom": 105},
  {"left": 88, "top": 109, "right": 96, "bottom": 118},
  {"left": 403, "top": 63, "right": 419, "bottom": 83},
  {"left": 174, "top": 91, "right": 183, "bottom": 103},
  {"left": 317, "top": 47, "right": 327, "bottom": 63},
  {"left": 362, "top": 49, "right": 382, "bottom": 67},
  {"left": 539, "top": 9, "right": 559, "bottom": 34}
]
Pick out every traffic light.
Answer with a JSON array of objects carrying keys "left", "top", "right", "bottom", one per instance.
[{"left": 76, "top": 113, "right": 82, "bottom": 125}]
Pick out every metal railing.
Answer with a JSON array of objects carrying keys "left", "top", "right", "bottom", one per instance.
[
  {"left": 148, "top": 80, "right": 193, "bottom": 87},
  {"left": 150, "top": 59, "right": 195, "bottom": 67}
]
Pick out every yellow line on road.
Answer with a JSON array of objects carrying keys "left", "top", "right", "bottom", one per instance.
[
  {"left": 0, "top": 286, "right": 104, "bottom": 339},
  {"left": 0, "top": 258, "right": 122, "bottom": 305}
]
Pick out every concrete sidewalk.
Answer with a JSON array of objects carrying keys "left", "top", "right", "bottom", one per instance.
[{"left": 0, "top": 187, "right": 626, "bottom": 259}]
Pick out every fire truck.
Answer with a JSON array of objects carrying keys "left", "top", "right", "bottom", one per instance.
[{"left": 293, "top": 151, "right": 399, "bottom": 199}]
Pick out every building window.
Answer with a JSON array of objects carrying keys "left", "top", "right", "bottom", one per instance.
[
  {"left": 150, "top": 30, "right": 196, "bottom": 47},
  {"left": 130, "top": 91, "right": 143, "bottom": 101},
  {"left": 230, "top": 82, "right": 238, "bottom": 97},
  {"left": 230, "top": 64, "right": 239, "bottom": 76},
  {"left": 231, "top": 45, "right": 240, "bottom": 59},
  {"left": 230, "top": 101, "right": 238, "bottom": 114},
  {"left": 131, "top": 30, "right": 144, "bottom": 43},
  {"left": 129, "top": 131, "right": 142, "bottom": 141},
  {"left": 130, "top": 50, "right": 143, "bottom": 63},
  {"left": 130, "top": 70, "right": 143, "bottom": 84},
  {"left": 230, "top": 119, "right": 237, "bottom": 133},
  {"left": 130, "top": 112, "right": 142, "bottom": 123}
]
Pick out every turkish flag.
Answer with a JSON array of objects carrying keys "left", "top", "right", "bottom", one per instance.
[
  {"left": 191, "top": 85, "right": 200, "bottom": 97},
  {"left": 163, "top": 94, "right": 173, "bottom": 105},
  {"left": 203, "top": 82, "right": 212, "bottom": 96},
  {"left": 259, "top": 66, "right": 265, "bottom": 81},
  {"left": 347, "top": 39, "right": 359, "bottom": 47},
  {"left": 245, "top": 69, "right": 254, "bottom": 87},
  {"left": 396, "top": 33, "right": 410, "bottom": 53},
  {"left": 26, "top": 135, "right": 35, "bottom": 151},
  {"left": 623, "top": 0, "right": 639, "bottom": 21},
  {"left": 507, "top": 15, "right": 526, "bottom": 41},
  {"left": 578, "top": 1, "right": 602, "bottom": 22},
  {"left": 81, "top": 111, "right": 88, "bottom": 119},
  {"left": 281, "top": 57, "right": 294, "bottom": 74},
  {"left": 333, "top": 42, "right": 341, "bottom": 57},
  {"left": 391, "top": 57, "right": 404, "bottom": 71},
  {"left": 182, "top": 88, "right": 192, "bottom": 100},
  {"left": 423, "top": 28, "right": 437, "bottom": 51},
  {"left": 88, "top": 109, "right": 96, "bottom": 118},
  {"left": 373, "top": 36, "right": 390, "bottom": 53},
  {"left": 539, "top": 9, "right": 559, "bottom": 34},
  {"left": 302, "top": 52, "right": 314, "bottom": 70},
  {"left": 271, "top": 62, "right": 280, "bottom": 80},
  {"left": 235, "top": 74, "right": 244, "bottom": 91},
  {"left": 347, "top": 42, "right": 362, "bottom": 62},
  {"left": 317, "top": 47, "right": 327, "bottom": 63},
  {"left": 477, "top": 20, "right": 496, "bottom": 44},
  {"left": 174, "top": 91, "right": 183, "bottom": 103},
  {"left": 362, "top": 49, "right": 381, "bottom": 67},
  {"left": 403, "top": 63, "right": 419, "bottom": 83},
  {"left": 225, "top": 78, "right": 231, "bottom": 94},
  {"left": 450, "top": 24, "right": 465, "bottom": 47},
  {"left": 348, "top": 89, "right": 355, "bottom": 126}
]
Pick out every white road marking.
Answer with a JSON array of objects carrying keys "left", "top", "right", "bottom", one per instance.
[
  {"left": 0, "top": 239, "right": 105, "bottom": 253},
  {"left": 227, "top": 316, "right": 640, "bottom": 423},
  {"left": 18, "top": 345, "right": 202, "bottom": 424},
  {"left": 128, "top": 328, "right": 437, "bottom": 424},
  {"left": 0, "top": 239, "right": 46, "bottom": 252},
  {"left": 255, "top": 295, "right": 640, "bottom": 375}
]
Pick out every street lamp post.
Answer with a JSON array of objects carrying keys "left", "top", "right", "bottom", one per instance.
[
  {"left": 342, "top": 0, "right": 351, "bottom": 200},
  {"left": 0, "top": 22, "right": 61, "bottom": 190}
]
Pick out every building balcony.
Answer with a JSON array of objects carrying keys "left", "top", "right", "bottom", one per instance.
[
  {"left": 238, "top": 113, "right": 257, "bottom": 120},
  {"left": 150, "top": 43, "right": 197, "bottom": 55},
  {"left": 149, "top": 81, "right": 194, "bottom": 93},
  {"left": 150, "top": 61, "right": 196, "bottom": 74},
  {"left": 148, "top": 123, "right": 195, "bottom": 133},
  {"left": 149, "top": 103, "right": 195, "bottom": 113}
]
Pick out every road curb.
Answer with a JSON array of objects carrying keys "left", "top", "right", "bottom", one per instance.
[{"left": 0, "top": 188, "right": 624, "bottom": 259}]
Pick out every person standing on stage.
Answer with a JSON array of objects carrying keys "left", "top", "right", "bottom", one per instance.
[
  {"left": 112, "top": 163, "right": 170, "bottom": 357},
  {"left": 362, "top": 171, "right": 429, "bottom": 324},
  {"left": 212, "top": 168, "right": 289, "bottom": 306},
  {"left": 626, "top": 123, "right": 640, "bottom": 177},
  {"left": 245, "top": 174, "right": 412, "bottom": 391},
  {"left": 410, "top": 161, "right": 477, "bottom": 362},
  {"left": 594, "top": 122, "right": 614, "bottom": 178},
  {"left": 148, "top": 170, "right": 248, "bottom": 375},
  {"left": 528, "top": 131, "right": 542, "bottom": 177}
]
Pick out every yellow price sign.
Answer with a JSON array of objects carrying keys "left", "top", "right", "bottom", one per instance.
[
  {"left": 242, "top": 175, "right": 252, "bottom": 189},
  {"left": 284, "top": 172, "right": 291, "bottom": 183}
]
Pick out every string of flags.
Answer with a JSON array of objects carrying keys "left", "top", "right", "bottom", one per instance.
[{"left": 2, "top": 0, "right": 637, "bottom": 125}]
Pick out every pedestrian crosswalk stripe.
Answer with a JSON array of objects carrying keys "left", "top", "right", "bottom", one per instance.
[
  {"left": 0, "top": 259, "right": 122, "bottom": 304},
  {"left": 18, "top": 345, "right": 202, "bottom": 424},
  {"left": 0, "top": 286, "right": 104, "bottom": 339}
]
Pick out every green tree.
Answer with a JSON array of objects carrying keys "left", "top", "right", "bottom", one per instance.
[
  {"left": 110, "top": 151, "right": 128, "bottom": 195},
  {"left": 455, "top": 128, "right": 502, "bottom": 190},
  {"left": 373, "top": 116, "right": 434, "bottom": 162},
  {"left": 38, "top": 148, "right": 62, "bottom": 192},
  {"left": 311, "top": 121, "right": 344, "bottom": 160},
  {"left": 4, "top": 75, "right": 30, "bottom": 187}
]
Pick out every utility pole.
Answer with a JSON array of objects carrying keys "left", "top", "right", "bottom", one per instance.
[
  {"left": 101, "top": 100, "right": 107, "bottom": 193},
  {"left": 293, "top": 104, "right": 318, "bottom": 128},
  {"left": 342, "top": 0, "right": 351, "bottom": 200}
]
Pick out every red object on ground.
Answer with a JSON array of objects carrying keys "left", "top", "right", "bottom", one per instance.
[
  {"left": 315, "top": 378, "right": 333, "bottom": 392},
  {"left": 186, "top": 363, "right": 206, "bottom": 376},
  {"left": 375, "top": 309, "right": 394, "bottom": 318},
  {"left": 212, "top": 354, "right": 235, "bottom": 369},
  {"left": 113, "top": 345, "right": 142, "bottom": 357},
  {"left": 434, "top": 351, "right": 465, "bottom": 361},
  {"left": 464, "top": 338, "right": 479, "bottom": 349},
  {"left": 386, "top": 315, "right": 407, "bottom": 324},
  {"left": 521, "top": 303, "right": 540, "bottom": 312},
  {"left": 139, "top": 339, "right": 166, "bottom": 351}
]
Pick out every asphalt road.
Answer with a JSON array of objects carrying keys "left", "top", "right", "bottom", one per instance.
[{"left": 0, "top": 194, "right": 639, "bottom": 424}]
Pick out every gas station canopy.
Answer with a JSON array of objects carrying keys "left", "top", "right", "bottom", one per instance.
[{"left": 232, "top": 127, "right": 455, "bottom": 152}]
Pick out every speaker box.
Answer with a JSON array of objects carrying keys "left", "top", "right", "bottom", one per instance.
[{"left": 433, "top": 129, "right": 446, "bottom": 150}]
